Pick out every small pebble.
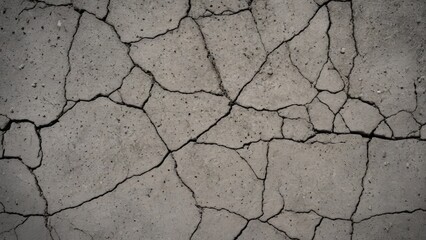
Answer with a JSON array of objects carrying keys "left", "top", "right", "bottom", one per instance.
[
  {"left": 31, "top": 83, "right": 37, "bottom": 88},
  {"left": 340, "top": 47, "right": 346, "bottom": 54},
  {"left": 57, "top": 20, "right": 62, "bottom": 27},
  {"left": 18, "top": 64, "right": 25, "bottom": 70}
]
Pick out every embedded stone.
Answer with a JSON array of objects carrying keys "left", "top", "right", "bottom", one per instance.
[{"left": 315, "top": 61, "right": 345, "bottom": 93}]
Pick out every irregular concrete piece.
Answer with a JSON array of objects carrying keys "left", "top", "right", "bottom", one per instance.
[
  {"left": 316, "top": 61, "right": 345, "bottom": 92},
  {"left": 308, "top": 98, "right": 334, "bottom": 131},
  {"left": 107, "top": 0, "right": 188, "bottom": 42},
  {"left": 269, "top": 211, "right": 321, "bottom": 240},
  {"left": 0, "top": 4, "right": 79, "bottom": 125},
  {"left": 192, "top": 208, "right": 247, "bottom": 240},
  {"left": 35, "top": 98, "right": 167, "bottom": 213},
  {"left": 340, "top": 99, "right": 383, "bottom": 134},
  {"left": 353, "top": 139, "right": 426, "bottom": 221},
  {"left": 386, "top": 111, "right": 420, "bottom": 138},
  {"left": 3, "top": 122, "right": 41, "bottom": 168},
  {"left": 289, "top": 7, "right": 329, "bottom": 83},
  {"left": 118, "top": 67, "right": 153, "bottom": 107},
  {"left": 50, "top": 157, "right": 199, "bottom": 240},
  {"left": 73, "top": 0, "right": 109, "bottom": 19},
  {"left": 0, "top": 159, "right": 45, "bottom": 215},
  {"left": 251, "top": 0, "right": 318, "bottom": 52},
  {"left": 0, "top": 213, "right": 25, "bottom": 233},
  {"left": 42, "top": 0, "right": 71, "bottom": 4},
  {"left": 190, "top": 0, "right": 248, "bottom": 18},
  {"left": 66, "top": 12, "right": 133, "bottom": 101},
  {"left": 15, "top": 217, "right": 51, "bottom": 240},
  {"left": 145, "top": 85, "right": 229, "bottom": 150},
  {"left": 264, "top": 135, "right": 367, "bottom": 220},
  {"left": 333, "top": 114, "right": 350, "bottom": 133},
  {"left": 198, "top": 106, "right": 282, "bottom": 148},
  {"left": 174, "top": 143, "right": 263, "bottom": 219},
  {"left": 353, "top": 211, "right": 426, "bottom": 240},
  {"left": 350, "top": 0, "right": 424, "bottom": 116},
  {"left": 328, "top": 1, "right": 356, "bottom": 76},
  {"left": 130, "top": 18, "right": 221, "bottom": 94},
  {"left": 282, "top": 118, "right": 314, "bottom": 141},
  {"left": 0, "top": 116, "right": 9, "bottom": 130},
  {"left": 413, "top": 76, "right": 426, "bottom": 123},
  {"left": 317, "top": 91, "right": 347, "bottom": 113},
  {"left": 62, "top": 101, "right": 76, "bottom": 113},
  {"left": 108, "top": 90, "right": 123, "bottom": 103},
  {"left": 238, "top": 221, "right": 291, "bottom": 240},
  {"left": 238, "top": 44, "right": 317, "bottom": 110},
  {"left": 278, "top": 105, "right": 310, "bottom": 120},
  {"left": 373, "top": 121, "right": 393, "bottom": 138},
  {"left": 198, "top": 11, "right": 267, "bottom": 99},
  {"left": 236, "top": 141, "right": 268, "bottom": 179},
  {"left": 314, "top": 219, "right": 351, "bottom": 240}
]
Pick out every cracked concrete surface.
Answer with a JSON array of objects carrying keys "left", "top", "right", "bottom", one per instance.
[{"left": 0, "top": 0, "right": 425, "bottom": 239}]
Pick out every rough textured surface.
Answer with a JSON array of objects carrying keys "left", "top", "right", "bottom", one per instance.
[
  {"left": 192, "top": 208, "right": 247, "bottom": 240},
  {"left": 237, "top": 43, "right": 317, "bottom": 110},
  {"left": 289, "top": 7, "right": 329, "bottom": 83},
  {"left": 118, "top": 67, "right": 153, "bottom": 107},
  {"left": 0, "top": 4, "right": 79, "bottom": 126},
  {"left": 353, "top": 211, "right": 426, "bottom": 240},
  {"left": 66, "top": 12, "right": 132, "bottom": 101},
  {"left": 49, "top": 157, "right": 200, "bottom": 240},
  {"left": 198, "top": 106, "right": 282, "bottom": 148},
  {"left": 73, "top": 0, "right": 109, "bottom": 19},
  {"left": 263, "top": 135, "right": 367, "bottom": 220},
  {"left": 0, "top": 159, "right": 45, "bottom": 215},
  {"left": 340, "top": 99, "right": 383, "bottom": 134},
  {"left": 3, "top": 122, "right": 41, "bottom": 168},
  {"left": 238, "top": 220, "right": 291, "bottom": 240},
  {"left": 198, "top": 11, "right": 267, "bottom": 99},
  {"left": 269, "top": 211, "right": 321, "bottom": 240},
  {"left": 190, "top": 0, "right": 248, "bottom": 18},
  {"left": 353, "top": 139, "right": 426, "bottom": 221},
  {"left": 252, "top": 0, "right": 318, "bottom": 52},
  {"left": 350, "top": 0, "right": 425, "bottom": 117},
  {"left": 1, "top": 0, "right": 425, "bottom": 238},
  {"left": 107, "top": 0, "right": 189, "bottom": 42},
  {"left": 145, "top": 85, "right": 229, "bottom": 150},
  {"left": 35, "top": 98, "right": 167, "bottom": 213},
  {"left": 314, "top": 219, "right": 352, "bottom": 240},
  {"left": 174, "top": 143, "right": 263, "bottom": 219},
  {"left": 130, "top": 18, "right": 221, "bottom": 94}
]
